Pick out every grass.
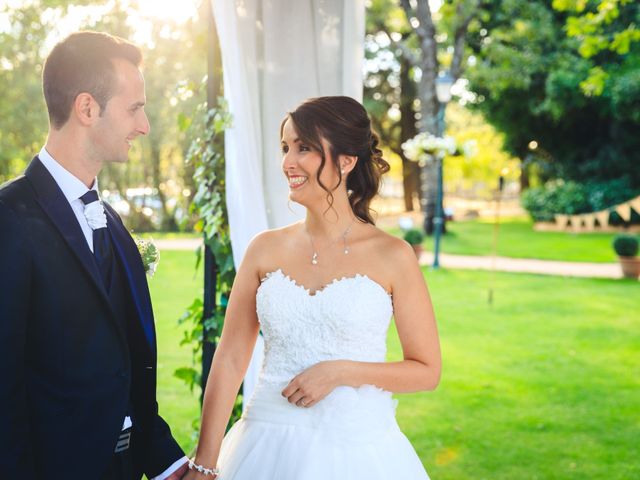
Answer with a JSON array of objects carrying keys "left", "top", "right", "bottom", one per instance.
[
  {"left": 137, "top": 231, "right": 200, "bottom": 240},
  {"left": 151, "top": 250, "right": 639, "bottom": 479},
  {"left": 150, "top": 250, "right": 201, "bottom": 453},
  {"left": 390, "top": 268, "right": 639, "bottom": 479},
  {"left": 389, "top": 216, "right": 621, "bottom": 263}
]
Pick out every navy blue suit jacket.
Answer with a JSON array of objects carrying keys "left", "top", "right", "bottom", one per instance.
[{"left": 0, "top": 157, "right": 184, "bottom": 479}]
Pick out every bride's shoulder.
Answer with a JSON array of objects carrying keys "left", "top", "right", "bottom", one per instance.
[
  {"left": 363, "top": 224, "right": 419, "bottom": 269},
  {"left": 366, "top": 224, "right": 414, "bottom": 254},
  {"left": 245, "top": 222, "right": 301, "bottom": 258},
  {"left": 250, "top": 222, "right": 300, "bottom": 245}
]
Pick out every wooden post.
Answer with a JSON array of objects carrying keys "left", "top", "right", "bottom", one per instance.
[{"left": 201, "top": 0, "right": 222, "bottom": 403}]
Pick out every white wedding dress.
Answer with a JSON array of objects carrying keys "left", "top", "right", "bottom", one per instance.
[{"left": 216, "top": 269, "right": 430, "bottom": 479}]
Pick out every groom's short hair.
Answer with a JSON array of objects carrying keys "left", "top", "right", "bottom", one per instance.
[{"left": 43, "top": 31, "right": 142, "bottom": 129}]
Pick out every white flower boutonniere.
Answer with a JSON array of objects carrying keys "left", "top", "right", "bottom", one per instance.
[{"left": 134, "top": 236, "right": 160, "bottom": 278}]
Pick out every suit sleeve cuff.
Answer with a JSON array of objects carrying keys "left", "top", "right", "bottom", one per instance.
[{"left": 150, "top": 456, "right": 189, "bottom": 480}]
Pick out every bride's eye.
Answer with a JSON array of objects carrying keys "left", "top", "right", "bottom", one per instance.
[
  {"left": 299, "top": 144, "right": 310, "bottom": 152},
  {"left": 281, "top": 145, "right": 289, "bottom": 154}
]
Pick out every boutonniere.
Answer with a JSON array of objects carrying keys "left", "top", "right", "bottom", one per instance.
[{"left": 134, "top": 236, "right": 160, "bottom": 278}]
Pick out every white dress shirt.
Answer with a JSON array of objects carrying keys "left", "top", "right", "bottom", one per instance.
[{"left": 38, "top": 148, "right": 187, "bottom": 479}]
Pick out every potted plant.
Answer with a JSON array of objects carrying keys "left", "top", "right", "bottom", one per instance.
[
  {"left": 612, "top": 234, "right": 640, "bottom": 279},
  {"left": 404, "top": 228, "right": 425, "bottom": 259}
]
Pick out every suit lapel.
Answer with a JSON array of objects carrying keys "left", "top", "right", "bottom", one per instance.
[
  {"left": 104, "top": 204, "right": 156, "bottom": 353},
  {"left": 24, "top": 157, "right": 110, "bottom": 306}
]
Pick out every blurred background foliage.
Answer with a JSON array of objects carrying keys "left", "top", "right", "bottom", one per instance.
[{"left": 1, "top": 0, "right": 639, "bottom": 228}]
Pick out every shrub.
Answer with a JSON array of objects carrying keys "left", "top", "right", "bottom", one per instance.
[
  {"left": 522, "top": 179, "right": 640, "bottom": 224},
  {"left": 521, "top": 180, "right": 590, "bottom": 221},
  {"left": 403, "top": 228, "right": 425, "bottom": 245},
  {"left": 612, "top": 235, "right": 639, "bottom": 257}
]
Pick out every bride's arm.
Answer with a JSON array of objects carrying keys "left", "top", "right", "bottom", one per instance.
[
  {"left": 185, "top": 237, "right": 264, "bottom": 477},
  {"left": 282, "top": 238, "right": 441, "bottom": 407}
]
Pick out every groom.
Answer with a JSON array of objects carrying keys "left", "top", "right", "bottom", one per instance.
[{"left": 0, "top": 32, "right": 188, "bottom": 479}]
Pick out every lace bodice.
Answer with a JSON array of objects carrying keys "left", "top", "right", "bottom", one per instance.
[{"left": 255, "top": 269, "right": 393, "bottom": 386}]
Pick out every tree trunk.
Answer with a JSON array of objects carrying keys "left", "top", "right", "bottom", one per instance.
[
  {"left": 399, "top": 55, "right": 419, "bottom": 211},
  {"left": 150, "top": 142, "right": 177, "bottom": 231},
  {"left": 519, "top": 158, "right": 530, "bottom": 191},
  {"left": 400, "top": 0, "right": 476, "bottom": 234}
]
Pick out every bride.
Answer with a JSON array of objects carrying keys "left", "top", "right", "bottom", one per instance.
[{"left": 184, "top": 96, "right": 441, "bottom": 479}]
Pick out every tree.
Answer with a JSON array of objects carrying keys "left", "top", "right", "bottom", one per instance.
[
  {"left": 0, "top": 3, "right": 50, "bottom": 183},
  {"left": 553, "top": 0, "right": 640, "bottom": 96},
  {"left": 397, "top": 0, "right": 479, "bottom": 233},
  {"left": 365, "top": 0, "right": 420, "bottom": 211},
  {"left": 465, "top": 0, "right": 640, "bottom": 191},
  {"left": 0, "top": 1, "right": 208, "bottom": 230},
  {"left": 364, "top": 0, "right": 480, "bottom": 230}
]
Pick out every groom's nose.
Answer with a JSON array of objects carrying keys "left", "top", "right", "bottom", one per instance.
[{"left": 137, "top": 110, "right": 150, "bottom": 136}]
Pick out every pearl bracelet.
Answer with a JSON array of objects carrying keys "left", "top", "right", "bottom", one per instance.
[{"left": 188, "top": 457, "right": 220, "bottom": 477}]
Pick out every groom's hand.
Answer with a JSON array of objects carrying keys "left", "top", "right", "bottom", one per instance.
[
  {"left": 282, "top": 360, "right": 342, "bottom": 408},
  {"left": 166, "top": 462, "right": 189, "bottom": 479}
]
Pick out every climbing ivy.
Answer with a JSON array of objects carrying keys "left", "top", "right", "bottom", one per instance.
[{"left": 175, "top": 98, "right": 243, "bottom": 434}]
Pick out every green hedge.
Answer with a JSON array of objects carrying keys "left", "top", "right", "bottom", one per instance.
[{"left": 521, "top": 179, "right": 640, "bottom": 225}]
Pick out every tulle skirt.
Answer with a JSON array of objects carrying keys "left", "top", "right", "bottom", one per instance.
[{"left": 216, "top": 382, "right": 430, "bottom": 480}]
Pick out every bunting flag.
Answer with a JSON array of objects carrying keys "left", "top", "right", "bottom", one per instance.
[
  {"left": 548, "top": 194, "right": 640, "bottom": 231},
  {"left": 555, "top": 214, "right": 569, "bottom": 228},
  {"left": 570, "top": 215, "right": 583, "bottom": 229},
  {"left": 595, "top": 210, "right": 610, "bottom": 227},
  {"left": 616, "top": 203, "right": 633, "bottom": 222},
  {"left": 583, "top": 213, "right": 597, "bottom": 230}
]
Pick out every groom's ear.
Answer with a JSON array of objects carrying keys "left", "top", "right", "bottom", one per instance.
[{"left": 74, "top": 92, "right": 101, "bottom": 126}]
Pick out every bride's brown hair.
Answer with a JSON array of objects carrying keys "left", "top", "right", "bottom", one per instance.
[{"left": 281, "top": 96, "right": 390, "bottom": 225}]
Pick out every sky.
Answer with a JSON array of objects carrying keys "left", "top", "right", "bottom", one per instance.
[{"left": 0, "top": 0, "right": 199, "bottom": 55}]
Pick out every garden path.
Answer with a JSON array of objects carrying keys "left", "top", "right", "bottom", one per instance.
[{"left": 154, "top": 238, "right": 622, "bottom": 279}]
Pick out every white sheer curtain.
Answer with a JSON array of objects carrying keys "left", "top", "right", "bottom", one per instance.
[{"left": 212, "top": 0, "right": 365, "bottom": 403}]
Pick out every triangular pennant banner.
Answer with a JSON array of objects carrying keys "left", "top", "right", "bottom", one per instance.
[
  {"left": 583, "top": 213, "right": 597, "bottom": 230},
  {"left": 555, "top": 214, "right": 569, "bottom": 228},
  {"left": 595, "top": 210, "right": 609, "bottom": 227},
  {"left": 628, "top": 195, "right": 640, "bottom": 214},
  {"left": 570, "top": 215, "right": 583, "bottom": 229},
  {"left": 615, "top": 203, "right": 632, "bottom": 222}
]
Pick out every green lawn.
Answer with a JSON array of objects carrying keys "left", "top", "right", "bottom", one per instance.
[
  {"left": 150, "top": 250, "right": 201, "bottom": 454},
  {"left": 151, "top": 250, "right": 639, "bottom": 479},
  {"left": 389, "top": 217, "right": 621, "bottom": 263},
  {"left": 138, "top": 231, "right": 201, "bottom": 240}
]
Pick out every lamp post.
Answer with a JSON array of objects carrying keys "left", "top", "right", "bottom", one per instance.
[{"left": 431, "top": 71, "right": 453, "bottom": 269}]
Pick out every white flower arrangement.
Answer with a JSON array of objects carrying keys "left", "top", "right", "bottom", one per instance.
[
  {"left": 401, "top": 132, "right": 476, "bottom": 166},
  {"left": 134, "top": 236, "right": 160, "bottom": 278}
]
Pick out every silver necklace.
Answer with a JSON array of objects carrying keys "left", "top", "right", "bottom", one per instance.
[{"left": 306, "top": 219, "right": 356, "bottom": 266}]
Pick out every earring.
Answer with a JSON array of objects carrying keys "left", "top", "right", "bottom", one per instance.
[{"left": 341, "top": 169, "right": 345, "bottom": 174}]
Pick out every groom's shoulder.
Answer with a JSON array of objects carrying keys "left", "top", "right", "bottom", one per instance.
[
  {"left": 0, "top": 176, "right": 32, "bottom": 231},
  {"left": 0, "top": 174, "right": 34, "bottom": 210}
]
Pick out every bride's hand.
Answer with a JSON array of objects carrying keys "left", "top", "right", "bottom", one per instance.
[{"left": 282, "top": 360, "right": 342, "bottom": 408}]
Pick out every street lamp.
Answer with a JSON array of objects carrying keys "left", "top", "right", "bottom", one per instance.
[{"left": 431, "top": 71, "right": 454, "bottom": 268}]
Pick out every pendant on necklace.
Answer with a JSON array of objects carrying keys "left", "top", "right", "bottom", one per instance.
[
  {"left": 344, "top": 247, "right": 350, "bottom": 254},
  {"left": 311, "top": 252, "right": 319, "bottom": 265}
]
